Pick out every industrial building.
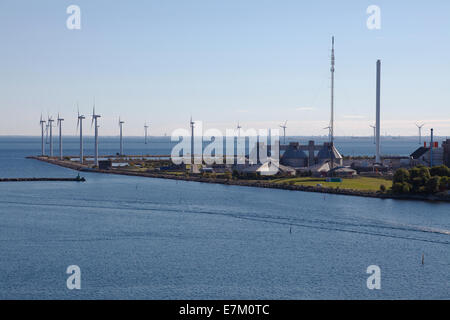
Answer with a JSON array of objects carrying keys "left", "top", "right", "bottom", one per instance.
[
  {"left": 280, "top": 141, "right": 343, "bottom": 169},
  {"left": 410, "top": 139, "right": 450, "bottom": 167}
]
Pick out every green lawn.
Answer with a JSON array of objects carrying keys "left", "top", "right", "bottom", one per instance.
[{"left": 271, "top": 176, "right": 392, "bottom": 192}]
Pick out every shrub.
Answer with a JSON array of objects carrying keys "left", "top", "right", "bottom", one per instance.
[
  {"left": 425, "top": 176, "right": 441, "bottom": 194},
  {"left": 392, "top": 182, "right": 405, "bottom": 194},
  {"left": 393, "top": 168, "right": 410, "bottom": 184},
  {"left": 402, "top": 183, "right": 412, "bottom": 193},
  {"left": 379, "top": 184, "right": 386, "bottom": 193},
  {"left": 439, "top": 176, "right": 449, "bottom": 191},
  {"left": 430, "top": 165, "right": 450, "bottom": 177}
]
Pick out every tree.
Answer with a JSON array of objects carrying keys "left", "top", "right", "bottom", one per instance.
[
  {"left": 439, "top": 176, "right": 449, "bottom": 191},
  {"left": 392, "top": 183, "right": 404, "bottom": 194},
  {"left": 379, "top": 184, "right": 386, "bottom": 193},
  {"left": 430, "top": 165, "right": 450, "bottom": 177},
  {"left": 425, "top": 176, "right": 441, "bottom": 194},
  {"left": 393, "top": 168, "right": 410, "bottom": 184}
]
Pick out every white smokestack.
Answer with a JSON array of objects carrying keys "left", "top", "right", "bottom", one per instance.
[{"left": 375, "top": 60, "right": 381, "bottom": 164}]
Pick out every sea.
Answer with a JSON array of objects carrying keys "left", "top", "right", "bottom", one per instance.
[{"left": 0, "top": 136, "right": 449, "bottom": 299}]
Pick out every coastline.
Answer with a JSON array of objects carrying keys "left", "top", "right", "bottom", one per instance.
[{"left": 27, "top": 156, "right": 450, "bottom": 203}]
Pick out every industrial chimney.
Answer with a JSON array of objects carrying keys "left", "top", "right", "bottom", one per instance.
[{"left": 375, "top": 60, "right": 381, "bottom": 164}]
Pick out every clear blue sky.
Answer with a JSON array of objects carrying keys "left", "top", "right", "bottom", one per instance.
[{"left": 0, "top": 0, "right": 449, "bottom": 136}]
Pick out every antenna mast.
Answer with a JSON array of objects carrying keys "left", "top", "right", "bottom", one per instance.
[{"left": 330, "top": 36, "right": 335, "bottom": 145}]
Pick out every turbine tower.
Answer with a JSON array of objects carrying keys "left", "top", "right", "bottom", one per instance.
[
  {"left": 323, "top": 126, "right": 331, "bottom": 141},
  {"left": 91, "top": 104, "right": 101, "bottom": 167},
  {"left": 77, "top": 108, "right": 85, "bottom": 164},
  {"left": 45, "top": 121, "right": 50, "bottom": 144},
  {"left": 330, "top": 36, "right": 335, "bottom": 146},
  {"left": 237, "top": 122, "right": 242, "bottom": 137},
  {"left": 375, "top": 60, "right": 381, "bottom": 164},
  {"left": 57, "top": 113, "right": 64, "bottom": 160},
  {"left": 416, "top": 123, "right": 425, "bottom": 145},
  {"left": 144, "top": 122, "right": 149, "bottom": 144},
  {"left": 48, "top": 116, "right": 54, "bottom": 157},
  {"left": 329, "top": 36, "right": 336, "bottom": 171},
  {"left": 190, "top": 116, "right": 195, "bottom": 165},
  {"left": 279, "top": 121, "right": 287, "bottom": 144},
  {"left": 39, "top": 115, "right": 46, "bottom": 156},
  {"left": 370, "top": 125, "right": 376, "bottom": 144},
  {"left": 119, "top": 117, "right": 125, "bottom": 156}
]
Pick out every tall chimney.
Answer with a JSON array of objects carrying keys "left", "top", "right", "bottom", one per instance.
[
  {"left": 375, "top": 60, "right": 381, "bottom": 164},
  {"left": 430, "top": 128, "right": 434, "bottom": 167}
]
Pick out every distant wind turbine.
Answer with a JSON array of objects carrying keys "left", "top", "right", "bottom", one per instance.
[
  {"left": 370, "top": 125, "right": 376, "bottom": 144},
  {"left": 323, "top": 126, "right": 331, "bottom": 141},
  {"left": 279, "top": 121, "right": 288, "bottom": 144},
  {"left": 57, "top": 113, "right": 64, "bottom": 160},
  {"left": 119, "top": 117, "right": 125, "bottom": 156},
  {"left": 144, "top": 122, "right": 149, "bottom": 144},
  {"left": 47, "top": 116, "right": 55, "bottom": 157},
  {"left": 236, "top": 122, "right": 242, "bottom": 137},
  {"left": 190, "top": 116, "right": 195, "bottom": 164},
  {"left": 416, "top": 123, "right": 425, "bottom": 145},
  {"left": 39, "top": 115, "right": 46, "bottom": 156},
  {"left": 77, "top": 106, "right": 85, "bottom": 164},
  {"left": 91, "top": 102, "right": 101, "bottom": 167}
]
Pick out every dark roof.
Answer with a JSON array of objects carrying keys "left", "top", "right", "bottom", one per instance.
[
  {"left": 281, "top": 144, "right": 308, "bottom": 160},
  {"left": 317, "top": 144, "right": 343, "bottom": 160},
  {"left": 410, "top": 147, "right": 429, "bottom": 159}
]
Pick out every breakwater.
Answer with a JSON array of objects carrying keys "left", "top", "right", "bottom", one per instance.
[{"left": 0, "top": 177, "right": 85, "bottom": 182}]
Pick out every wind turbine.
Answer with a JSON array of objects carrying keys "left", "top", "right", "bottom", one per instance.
[
  {"left": 91, "top": 104, "right": 101, "bottom": 167},
  {"left": 416, "top": 123, "right": 425, "bottom": 145},
  {"left": 236, "top": 122, "right": 242, "bottom": 137},
  {"left": 119, "top": 117, "right": 125, "bottom": 156},
  {"left": 190, "top": 116, "right": 195, "bottom": 164},
  {"left": 144, "top": 122, "right": 149, "bottom": 144},
  {"left": 39, "top": 115, "right": 46, "bottom": 156},
  {"left": 279, "top": 121, "right": 287, "bottom": 144},
  {"left": 57, "top": 113, "right": 64, "bottom": 160},
  {"left": 323, "top": 126, "right": 331, "bottom": 141},
  {"left": 45, "top": 121, "right": 49, "bottom": 144},
  {"left": 77, "top": 107, "right": 85, "bottom": 164},
  {"left": 47, "top": 116, "right": 55, "bottom": 157},
  {"left": 370, "top": 125, "right": 376, "bottom": 144}
]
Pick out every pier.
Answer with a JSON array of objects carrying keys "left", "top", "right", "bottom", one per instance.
[{"left": 0, "top": 176, "right": 86, "bottom": 182}]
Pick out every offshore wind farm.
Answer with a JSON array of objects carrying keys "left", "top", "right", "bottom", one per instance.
[{"left": 1, "top": 1, "right": 450, "bottom": 302}]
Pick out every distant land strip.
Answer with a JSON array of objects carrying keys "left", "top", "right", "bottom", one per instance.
[{"left": 27, "top": 156, "right": 450, "bottom": 202}]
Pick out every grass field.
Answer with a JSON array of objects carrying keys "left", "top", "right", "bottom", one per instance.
[{"left": 270, "top": 176, "right": 392, "bottom": 192}]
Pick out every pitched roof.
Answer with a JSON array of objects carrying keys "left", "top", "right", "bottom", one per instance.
[
  {"left": 410, "top": 147, "right": 429, "bottom": 159},
  {"left": 317, "top": 144, "right": 343, "bottom": 160}
]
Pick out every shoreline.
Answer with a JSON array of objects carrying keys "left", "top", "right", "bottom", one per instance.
[{"left": 27, "top": 156, "right": 450, "bottom": 203}]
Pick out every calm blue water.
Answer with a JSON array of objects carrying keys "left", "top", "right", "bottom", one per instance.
[{"left": 0, "top": 137, "right": 449, "bottom": 299}]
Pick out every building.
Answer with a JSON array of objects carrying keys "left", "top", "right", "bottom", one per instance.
[
  {"left": 410, "top": 141, "right": 446, "bottom": 167},
  {"left": 443, "top": 139, "right": 450, "bottom": 167},
  {"left": 317, "top": 143, "right": 343, "bottom": 167},
  {"left": 280, "top": 141, "right": 343, "bottom": 168},
  {"left": 280, "top": 143, "right": 308, "bottom": 167}
]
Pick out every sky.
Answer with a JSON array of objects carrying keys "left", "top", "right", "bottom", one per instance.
[{"left": 0, "top": 0, "right": 449, "bottom": 137}]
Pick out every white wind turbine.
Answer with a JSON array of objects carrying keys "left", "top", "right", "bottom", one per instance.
[
  {"left": 91, "top": 104, "right": 101, "bottom": 167},
  {"left": 39, "top": 115, "right": 46, "bottom": 156},
  {"left": 236, "top": 122, "right": 242, "bottom": 137},
  {"left": 47, "top": 116, "right": 55, "bottom": 157},
  {"left": 77, "top": 107, "right": 85, "bottom": 164},
  {"left": 190, "top": 116, "right": 195, "bottom": 164},
  {"left": 57, "top": 113, "right": 64, "bottom": 160},
  {"left": 119, "top": 117, "right": 125, "bottom": 156},
  {"left": 323, "top": 126, "right": 331, "bottom": 141},
  {"left": 144, "top": 122, "right": 150, "bottom": 144},
  {"left": 416, "top": 123, "right": 425, "bottom": 145},
  {"left": 279, "top": 121, "right": 288, "bottom": 144},
  {"left": 370, "top": 125, "right": 376, "bottom": 144}
]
